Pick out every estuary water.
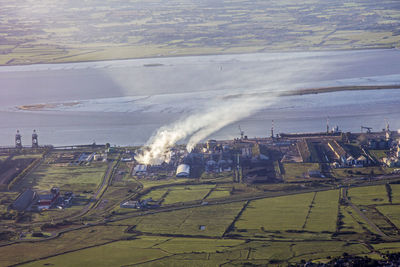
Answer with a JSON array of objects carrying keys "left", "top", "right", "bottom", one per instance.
[{"left": 0, "top": 49, "right": 400, "bottom": 146}]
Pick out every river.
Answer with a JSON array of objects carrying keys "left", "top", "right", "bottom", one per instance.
[{"left": 0, "top": 49, "right": 400, "bottom": 146}]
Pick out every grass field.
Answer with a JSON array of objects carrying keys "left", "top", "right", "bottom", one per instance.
[
  {"left": 373, "top": 242, "right": 400, "bottom": 253},
  {"left": 303, "top": 190, "right": 339, "bottom": 232},
  {"left": 235, "top": 192, "right": 315, "bottom": 232},
  {"left": 140, "top": 184, "right": 217, "bottom": 205},
  {"left": 112, "top": 201, "right": 245, "bottom": 237},
  {"left": 139, "top": 178, "right": 190, "bottom": 189},
  {"left": 205, "top": 189, "right": 231, "bottom": 200},
  {"left": 339, "top": 206, "right": 365, "bottom": 234},
  {"left": 20, "top": 237, "right": 369, "bottom": 267},
  {"left": 162, "top": 185, "right": 215, "bottom": 205},
  {"left": 0, "top": 225, "right": 129, "bottom": 266},
  {"left": 22, "top": 237, "right": 171, "bottom": 267},
  {"left": 282, "top": 163, "right": 321, "bottom": 182},
  {"left": 21, "top": 237, "right": 245, "bottom": 267},
  {"left": 348, "top": 185, "right": 389, "bottom": 206},
  {"left": 18, "top": 161, "right": 108, "bottom": 194},
  {"left": 376, "top": 205, "right": 400, "bottom": 229},
  {"left": 390, "top": 184, "right": 400, "bottom": 203}
]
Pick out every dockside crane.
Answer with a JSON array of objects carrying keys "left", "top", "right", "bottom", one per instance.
[
  {"left": 361, "top": 126, "right": 372, "bottom": 133},
  {"left": 238, "top": 125, "right": 244, "bottom": 140}
]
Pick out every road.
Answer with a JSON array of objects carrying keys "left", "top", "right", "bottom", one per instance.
[{"left": 342, "top": 187, "right": 388, "bottom": 238}]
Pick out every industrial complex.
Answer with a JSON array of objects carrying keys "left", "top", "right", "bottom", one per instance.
[{"left": 2, "top": 122, "right": 400, "bottom": 265}]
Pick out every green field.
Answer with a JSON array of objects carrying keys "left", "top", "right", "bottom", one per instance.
[
  {"left": 140, "top": 184, "right": 218, "bottom": 205},
  {"left": 235, "top": 192, "right": 315, "bottom": 232},
  {"left": 303, "top": 190, "right": 339, "bottom": 232},
  {"left": 162, "top": 185, "right": 215, "bottom": 205},
  {"left": 339, "top": 206, "right": 366, "bottom": 234},
  {"left": 205, "top": 189, "right": 231, "bottom": 200},
  {"left": 282, "top": 163, "right": 321, "bottom": 182},
  {"left": 376, "top": 205, "right": 400, "bottom": 229},
  {"left": 18, "top": 162, "right": 108, "bottom": 193},
  {"left": 390, "top": 184, "right": 400, "bottom": 203},
  {"left": 0, "top": 226, "right": 129, "bottom": 266},
  {"left": 112, "top": 202, "right": 245, "bottom": 237},
  {"left": 18, "top": 237, "right": 369, "bottom": 267},
  {"left": 373, "top": 242, "right": 400, "bottom": 253},
  {"left": 348, "top": 185, "right": 389, "bottom": 206}
]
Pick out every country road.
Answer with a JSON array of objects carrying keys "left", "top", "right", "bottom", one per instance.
[{"left": 342, "top": 187, "right": 388, "bottom": 238}]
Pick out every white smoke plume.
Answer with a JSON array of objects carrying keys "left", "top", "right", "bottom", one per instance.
[{"left": 135, "top": 62, "right": 321, "bottom": 165}]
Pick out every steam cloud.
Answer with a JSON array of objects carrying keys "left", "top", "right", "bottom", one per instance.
[{"left": 134, "top": 62, "right": 321, "bottom": 165}]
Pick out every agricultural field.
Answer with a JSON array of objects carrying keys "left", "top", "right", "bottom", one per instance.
[
  {"left": 17, "top": 238, "right": 370, "bottom": 267},
  {"left": 232, "top": 190, "right": 342, "bottom": 240},
  {"left": 162, "top": 184, "right": 215, "bottom": 205},
  {"left": 205, "top": 188, "right": 231, "bottom": 200},
  {"left": 348, "top": 185, "right": 389, "bottom": 206},
  {"left": 376, "top": 205, "right": 400, "bottom": 229},
  {"left": 112, "top": 201, "right": 245, "bottom": 237},
  {"left": 390, "top": 184, "right": 400, "bottom": 203},
  {"left": 303, "top": 190, "right": 339, "bottom": 232},
  {"left": 339, "top": 206, "right": 367, "bottom": 234},
  {"left": 140, "top": 184, "right": 234, "bottom": 205},
  {"left": 3, "top": 181, "right": 400, "bottom": 265},
  {"left": 0, "top": 225, "right": 129, "bottom": 267},
  {"left": 1, "top": 0, "right": 400, "bottom": 65}
]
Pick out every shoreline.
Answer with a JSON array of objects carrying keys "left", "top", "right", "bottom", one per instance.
[
  {"left": 1, "top": 46, "right": 398, "bottom": 68},
  {"left": 284, "top": 85, "right": 400, "bottom": 97},
  {"left": 16, "top": 85, "right": 400, "bottom": 112}
]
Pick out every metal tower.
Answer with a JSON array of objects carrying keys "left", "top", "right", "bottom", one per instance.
[
  {"left": 15, "top": 130, "right": 22, "bottom": 148},
  {"left": 32, "top": 130, "right": 38, "bottom": 148}
]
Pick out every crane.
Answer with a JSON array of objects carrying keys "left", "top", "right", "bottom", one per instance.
[
  {"left": 361, "top": 126, "right": 372, "bottom": 133},
  {"left": 238, "top": 125, "right": 244, "bottom": 140}
]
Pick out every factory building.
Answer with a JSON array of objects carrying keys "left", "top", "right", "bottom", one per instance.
[
  {"left": 10, "top": 189, "right": 37, "bottom": 211},
  {"left": 11, "top": 187, "right": 64, "bottom": 211},
  {"left": 176, "top": 164, "right": 190, "bottom": 177},
  {"left": 134, "top": 164, "right": 147, "bottom": 175}
]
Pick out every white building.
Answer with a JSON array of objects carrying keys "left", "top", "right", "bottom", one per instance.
[
  {"left": 176, "top": 164, "right": 190, "bottom": 177},
  {"left": 134, "top": 164, "right": 147, "bottom": 175}
]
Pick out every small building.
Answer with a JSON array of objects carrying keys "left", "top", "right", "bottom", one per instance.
[
  {"left": 37, "top": 187, "right": 60, "bottom": 211},
  {"left": 120, "top": 200, "right": 140, "bottom": 209},
  {"left": 176, "top": 164, "right": 190, "bottom": 177},
  {"left": 120, "top": 198, "right": 155, "bottom": 209}
]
